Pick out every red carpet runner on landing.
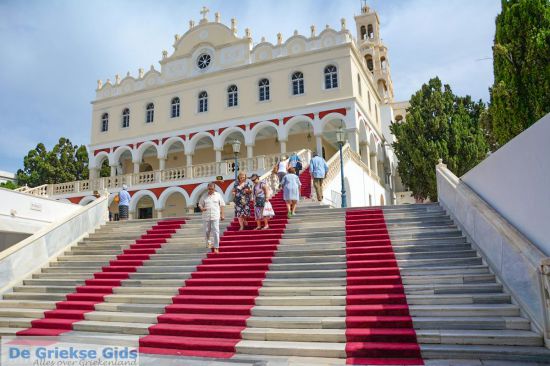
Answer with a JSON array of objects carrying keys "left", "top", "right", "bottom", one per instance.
[
  {"left": 139, "top": 188, "right": 289, "bottom": 358},
  {"left": 345, "top": 209, "right": 423, "bottom": 365},
  {"left": 17, "top": 219, "right": 186, "bottom": 336}
]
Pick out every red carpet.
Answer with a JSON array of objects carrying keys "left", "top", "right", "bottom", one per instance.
[
  {"left": 345, "top": 209, "right": 423, "bottom": 365},
  {"left": 16, "top": 219, "right": 186, "bottom": 336},
  {"left": 140, "top": 184, "right": 290, "bottom": 357},
  {"left": 299, "top": 168, "right": 312, "bottom": 198}
]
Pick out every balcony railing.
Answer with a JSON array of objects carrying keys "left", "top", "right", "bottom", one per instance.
[{"left": 19, "top": 152, "right": 306, "bottom": 198}]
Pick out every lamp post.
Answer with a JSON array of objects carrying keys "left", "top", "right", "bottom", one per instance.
[
  {"left": 232, "top": 140, "right": 241, "bottom": 182},
  {"left": 335, "top": 127, "right": 347, "bottom": 208}
]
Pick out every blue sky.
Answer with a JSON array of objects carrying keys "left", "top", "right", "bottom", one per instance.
[{"left": 0, "top": 0, "right": 501, "bottom": 173}]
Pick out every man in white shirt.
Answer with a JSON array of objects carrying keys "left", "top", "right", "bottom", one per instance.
[{"left": 199, "top": 182, "right": 225, "bottom": 254}]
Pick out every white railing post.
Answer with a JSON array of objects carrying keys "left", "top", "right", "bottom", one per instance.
[{"left": 257, "top": 155, "right": 265, "bottom": 170}]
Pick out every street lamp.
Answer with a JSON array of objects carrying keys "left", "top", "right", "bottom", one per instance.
[
  {"left": 335, "top": 126, "right": 347, "bottom": 208},
  {"left": 232, "top": 139, "right": 241, "bottom": 181}
]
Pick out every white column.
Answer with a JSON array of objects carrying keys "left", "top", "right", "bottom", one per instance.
[
  {"left": 346, "top": 128, "right": 360, "bottom": 153},
  {"left": 215, "top": 149, "right": 222, "bottom": 162},
  {"left": 89, "top": 168, "right": 99, "bottom": 180},
  {"left": 280, "top": 140, "right": 287, "bottom": 154},
  {"left": 110, "top": 165, "right": 117, "bottom": 177},
  {"left": 365, "top": 145, "right": 371, "bottom": 171},
  {"left": 133, "top": 161, "right": 140, "bottom": 174},
  {"left": 156, "top": 209, "right": 163, "bottom": 219},
  {"left": 370, "top": 153, "right": 378, "bottom": 177},
  {"left": 247, "top": 145, "right": 254, "bottom": 159},
  {"left": 315, "top": 135, "right": 323, "bottom": 157},
  {"left": 186, "top": 154, "right": 193, "bottom": 167},
  {"left": 159, "top": 157, "right": 166, "bottom": 171}
]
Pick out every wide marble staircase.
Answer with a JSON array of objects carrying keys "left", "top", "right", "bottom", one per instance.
[{"left": 0, "top": 201, "right": 549, "bottom": 364}]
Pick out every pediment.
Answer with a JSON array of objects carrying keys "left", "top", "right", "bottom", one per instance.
[{"left": 170, "top": 22, "right": 243, "bottom": 59}]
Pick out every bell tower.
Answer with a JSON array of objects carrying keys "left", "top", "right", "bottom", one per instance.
[{"left": 354, "top": 2, "right": 394, "bottom": 102}]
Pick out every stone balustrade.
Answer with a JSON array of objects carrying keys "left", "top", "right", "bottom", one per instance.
[{"left": 18, "top": 152, "right": 298, "bottom": 199}]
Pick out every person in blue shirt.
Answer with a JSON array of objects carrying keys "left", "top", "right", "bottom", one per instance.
[
  {"left": 118, "top": 184, "right": 131, "bottom": 220},
  {"left": 288, "top": 152, "right": 303, "bottom": 176},
  {"left": 309, "top": 152, "right": 328, "bottom": 202}
]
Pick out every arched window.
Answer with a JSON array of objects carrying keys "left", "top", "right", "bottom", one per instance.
[
  {"left": 122, "top": 108, "right": 130, "bottom": 128},
  {"left": 227, "top": 85, "right": 238, "bottom": 107},
  {"left": 291, "top": 71, "right": 304, "bottom": 95},
  {"left": 324, "top": 65, "right": 338, "bottom": 89},
  {"left": 198, "top": 91, "right": 208, "bottom": 113},
  {"left": 259, "top": 78, "right": 270, "bottom": 101},
  {"left": 381, "top": 57, "right": 387, "bottom": 71},
  {"left": 366, "top": 55, "right": 374, "bottom": 71},
  {"left": 101, "top": 113, "right": 109, "bottom": 132},
  {"left": 360, "top": 25, "right": 366, "bottom": 40},
  {"left": 146, "top": 103, "right": 154, "bottom": 123},
  {"left": 367, "top": 24, "right": 374, "bottom": 38},
  {"left": 171, "top": 97, "right": 180, "bottom": 118}
]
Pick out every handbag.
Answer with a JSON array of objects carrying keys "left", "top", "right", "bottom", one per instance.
[{"left": 263, "top": 201, "right": 275, "bottom": 217}]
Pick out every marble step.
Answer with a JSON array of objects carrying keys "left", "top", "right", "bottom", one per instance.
[
  {"left": 240, "top": 328, "right": 542, "bottom": 347},
  {"left": 253, "top": 293, "right": 511, "bottom": 306},
  {"left": 237, "top": 339, "right": 346, "bottom": 359},
  {"left": 420, "top": 344, "right": 550, "bottom": 363},
  {"left": 246, "top": 316, "right": 531, "bottom": 331},
  {"left": 246, "top": 304, "right": 519, "bottom": 317}
]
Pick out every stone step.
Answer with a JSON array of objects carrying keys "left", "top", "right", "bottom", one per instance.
[
  {"left": 420, "top": 344, "right": 550, "bottom": 363},
  {"left": 246, "top": 315, "right": 531, "bottom": 331},
  {"left": 113, "top": 287, "right": 178, "bottom": 295},
  {"left": 417, "top": 329, "right": 543, "bottom": 347},
  {"left": 0, "top": 327, "right": 22, "bottom": 336},
  {"left": 238, "top": 328, "right": 542, "bottom": 347},
  {"left": 103, "top": 294, "right": 172, "bottom": 304},
  {"left": 286, "top": 223, "right": 458, "bottom": 235},
  {"left": 84, "top": 311, "right": 158, "bottom": 324},
  {"left": 253, "top": 293, "right": 511, "bottom": 306},
  {"left": 0, "top": 300, "right": 56, "bottom": 309},
  {"left": 245, "top": 304, "right": 519, "bottom": 318},
  {"left": 3, "top": 293, "right": 69, "bottom": 301},
  {"left": 236, "top": 340, "right": 346, "bottom": 358},
  {"left": 94, "top": 303, "right": 167, "bottom": 314},
  {"left": 0, "top": 317, "right": 32, "bottom": 328},
  {"left": 271, "top": 249, "right": 478, "bottom": 263},
  {"left": 73, "top": 320, "right": 150, "bottom": 335},
  {"left": 0, "top": 308, "right": 50, "bottom": 318}
]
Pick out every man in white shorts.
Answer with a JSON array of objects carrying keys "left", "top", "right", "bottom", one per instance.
[{"left": 199, "top": 182, "right": 225, "bottom": 254}]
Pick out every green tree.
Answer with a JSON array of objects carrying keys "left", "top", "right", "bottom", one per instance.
[
  {"left": 16, "top": 138, "right": 91, "bottom": 187},
  {"left": 390, "top": 77, "right": 488, "bottom": 201},
  {"left": 0, "top": 181, "right": 18, "bottom": 190},
  {"left": 489, "top": 0, "right": 550, "bottom": 148}
]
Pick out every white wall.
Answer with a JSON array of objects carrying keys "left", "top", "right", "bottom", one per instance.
[
  {"left": 437, "top": 163, "right": 547, "bottom": 342},
  {"left": 323, "top": 157, "right": 387, "bottom": 208},
  {"left": 0, "top": 188, "right": 79, "bottom": 235},
  {"left": 0, "top": 195, "right": 109, "bottom": 294},
  {"left": 462, "top": 113, "right": 550, "bottom": 256},
  {"left": 379, "top": 104, "right": 395, "bottom": 143}
]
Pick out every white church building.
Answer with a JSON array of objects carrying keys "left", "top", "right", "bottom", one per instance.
[{"left": 19, "top": 5, "right": 410, "bottom": 218}]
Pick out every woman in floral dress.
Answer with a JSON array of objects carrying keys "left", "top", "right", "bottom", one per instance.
[
  {"left": 232, "top": 171, "right": 252, "bottom": 230},
  {"left": 251, "top": 174, "right": 271, "bottom": 230}
]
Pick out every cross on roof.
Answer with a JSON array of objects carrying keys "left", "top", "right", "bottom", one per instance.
[{"left": 200, "top": 6, "right": 209, "bottom": 20}]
